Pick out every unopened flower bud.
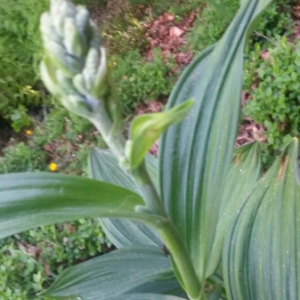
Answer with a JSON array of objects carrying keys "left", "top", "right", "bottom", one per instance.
[{"left": 39, "top": 0, "right": 120, "bottom": 125}]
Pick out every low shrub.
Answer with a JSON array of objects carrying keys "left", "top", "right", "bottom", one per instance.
[
  {"left": 0, "top": 0, "right": 49, "bottom": 131},
  {"left": 102, "top": 10, "right": 148, "bottom": 56},
  {"left": 186, "top": 0, "right": 293, "bottom": 53},
  {"left": 244, "top": 37, "right": 300, "bottom": 150},
  {"left": 0, "top": 219, "right": 109, "bottom": 299},
  {"left": 186, "top": 0, "right": 239, "bottom": 53},
  {"left": 112, "top": 49, "right": 175, "bottom": 110},
  {"left": 0, "top": 141, "right": 46, "bottom": 174},
  {"left": 248, "top": 0, "right": 294, "bottom": 46}
]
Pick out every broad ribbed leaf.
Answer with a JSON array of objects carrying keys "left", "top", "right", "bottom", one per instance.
[
  {"left": 223, "top": 138, "right": 300, "bottom": 300},
  {"left": 43, "top": 246, "right": 174, "bottom": 299},
  {"left": 128, "top": 277, "right": 186, "bottom": 298},
  {"left": 89, "top": 148, "right": 161, "bottom": 247},
  {"left": 0, "top": 173, "right": 165, "bottom": 239},
  {"left": 107, "top": 294, "right": 187, "bottom": 300},
  {"left": 206, "top": 142, "right": 262, "bottom": 276},
  {"left": 159, "top": 0, "right": 272, "bottom": 282}
]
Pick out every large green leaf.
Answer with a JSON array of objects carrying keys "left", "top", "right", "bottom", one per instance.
[
  {"left": 89, "top": 148, "right": 162, "bottom": 248},
  {"left": 223, "top": 138, "right": 300, "bottom": 300},
  {"left": 43, "top": 246, "right": 175, "bottom": 299},
  {"left": 206, "top": 142, "right": 262, "bottom": 276},
  {"left": 159, "top": 0, "right": 272, "bottom": 282},
  {"left": 127, "top": 277, "right": 186, "bottom": 298},
  {"left": 107, "top": 294, "right": 187, "bottom": 300},
  {"left": 0, "top": 172, "right": 165, "bottom": 239}
]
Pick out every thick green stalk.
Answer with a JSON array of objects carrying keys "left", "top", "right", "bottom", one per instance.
[
  {"left": 159, "top": 220, "right": 204, "bottom": 300},
  {"left": 132, "top": 164, "right": 202, "bottom": 299},
  {"left": 92, "top": 99, "right": 202, "bottom": 299},
  {"left": 131, "top": 161, "right": 168, "bottom": 217},
  {"left": 91, "top": 100, "right": 125, "bottom": 159}
]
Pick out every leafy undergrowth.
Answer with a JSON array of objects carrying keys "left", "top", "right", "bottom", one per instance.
[
  {"left": 0, "top": 220, "right": 111, "bottom": 299},
  {"left": 241, "top": 0, "right": 298, "bottom": 168}
]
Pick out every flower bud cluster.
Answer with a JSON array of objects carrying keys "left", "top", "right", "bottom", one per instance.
[{"left": 40, "top": 0, "right": 111, "bottom": 118}]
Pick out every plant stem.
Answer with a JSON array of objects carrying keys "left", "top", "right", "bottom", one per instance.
[
  {"left": 131, "top": 161, "right": 168, "bottom": 217},
  {"left": 91, "top": 100, "right": 125, "bottom": 158},
  {"left": 159, "top": 220, "right": 203, "bottom": 300},
  {"left": 132, "top": 163, "right": 202, "bottom": 299},
  {"left": 91, "top": 99, "right": 202, "bottom": 299}
]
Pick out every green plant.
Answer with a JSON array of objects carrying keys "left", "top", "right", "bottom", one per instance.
[
  {"left": 248, "top": 0, "right": 294, "bottom": 46},
  {"left": 1, "top": 1, "right": 300, "bottom": 300},
  {"left": 103, "top": 11, "right": 148, "bottom": 56},
  {"left": 0, "top": 141, "right": 46, "bottom": 174},
  {"left": 186, "top": 0, "right": 239, "bottom": 53},
  {"left": 72, "top": 0, "right": 107, "bottom": 6},
  {"left": 42, "top": 103, "right": 95, "bottom": 141},
  {"left": 112, "top": 49, "right": 175, "bottom": 110},
  {"left": 186, "top": 0, "right": 293, "bottom": 53},
  {"left": 244, "top": 37, "right": 300, "bottom": 150},
  {"left": 132, "top": 0, "right": 203, "bottom": 18},
  {"left": 0, "top": 0, "right": 49, "bottom": 131},
  {"left": 0, "top": 219, "right": 108, "bottom": 299},
  {"left": 243, "top": 0, "right": 294, "bottom": 83}
]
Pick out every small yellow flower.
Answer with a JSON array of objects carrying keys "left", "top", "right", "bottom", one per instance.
[
  {"left": 25, "top": 129, "right": 33, "bottom": 136},
  {"left": 23, "top": 85, "right": 39, "bottom": 95},
  {"left": 49, "top": 163, "right": 58, "bottom": 172}
]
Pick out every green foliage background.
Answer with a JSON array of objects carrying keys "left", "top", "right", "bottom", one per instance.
[
  {"left": 0, "top": 219, "right": 108, "bottom": 299},
  {"left": 112, "top": 49, "right": 175, "bottom": 109},
  {"left": 244, "top": 37, "right": 300, "bottom": 150},
  {"left": 0, "top": 0, "right": 49, "bottom": 130}
]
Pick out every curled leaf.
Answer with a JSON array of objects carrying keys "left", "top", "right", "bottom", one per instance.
[
  {"left": 126, "top": 99, "right": 194, "bottom": 169},
  {"left": 40, "top": 57, "right": 61, "bottom": 96}
]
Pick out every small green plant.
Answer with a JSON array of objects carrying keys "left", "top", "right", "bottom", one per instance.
[
  {"left": 0, "top": 105, "right": 103, "bottom": 176},
  {"left": 0, "top": 141, "right": 46, "bottom": 174},
  {"left": 186, "top": 0, "right": 293, "bottom": 53},
  {"left": 186, "top": 0, "right": 239, "bottom": 53},
  {"left": 132, "top": 0, "right": 203, "bottom": 17},
  {"left": 248, "top": 0, "right": 294, "bottom": 46},
  {"left": 42, "top": 103, "right": 94, "bottom": 142},
  {"left": 244, "top": 37, "right": 300, "bottom": 150},
  {"left": 0, "top": 0, "right": 49, "bottom": 131},
  {"left": 112, "top": 49, "right": 175, "bottom": 110},
  {"left": 1, "top": 1, "right": 300, "bottom": 300},
  {"left": 0, "top": 219, "right": 108, "bottom": 299},
  {"left": 103, "top": 11, "right": 148, "bottom": 56},
  {"left": 0, "top": 237, "right": 43, "bottom": 299}
]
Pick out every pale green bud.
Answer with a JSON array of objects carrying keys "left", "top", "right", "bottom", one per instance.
[
  {"left": 52, "top": 16, "right": 64, "bottom": 37},
  {"left": 40, "top": 13, "right": 61, "bottom": 43},
  {"left": 75, "top": 7, "right": 90, "bottom": 35},
  {"left": 82, "top": 47, "right": 100, "bottom": 89},
  {"left": 40, "top": 58, "right": 62, "bottom": 96},
  {"left": 73, "top": 74, "right": 89, "bottom": 95},
  {"left": 50, "top": 0, "right": 76, "bottom": 23},
  {"left": 40, "top": 0, "right": 121, "bottom": 131},
  {"left": 56, "top": 71, "right": 79, "bottom": 95},
  {"left": 61, "top": 95, "right": 92, "bottom": 118},
  {"left": 92, "top": 47, "right": 108, "bottom": 98},
  {"left": 89, "top": 22, "right": 102, "bottom": 48},
  {"left": 63, "top": 18, "right": 85, "bottom": 57}
]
